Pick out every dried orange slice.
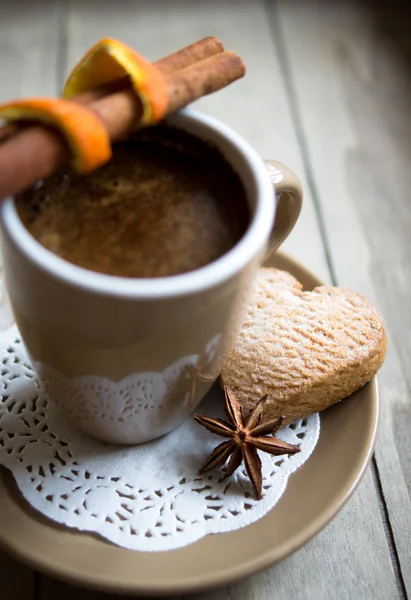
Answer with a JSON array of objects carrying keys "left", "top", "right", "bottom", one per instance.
[
  {"left": 63, "top": 37, "right": 169, "bottom": 126},
  {"left": 0, "top": 97, "right": 111, "bottom": 174}
]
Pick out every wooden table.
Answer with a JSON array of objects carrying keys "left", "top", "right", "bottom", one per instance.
[{"left": 0, "top": 0, "right": 410, "bottom": 598}]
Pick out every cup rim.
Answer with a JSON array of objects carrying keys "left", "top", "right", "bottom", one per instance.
[{"left": 1, "top": 108, "right": 275, "bottom": 300}]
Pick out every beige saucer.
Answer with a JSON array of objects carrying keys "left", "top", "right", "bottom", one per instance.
[{"left": 0, "top": 252, "right": 379, "bottom": 596}]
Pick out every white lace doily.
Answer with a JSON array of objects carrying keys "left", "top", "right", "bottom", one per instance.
[{"left": 0, "top": 325, "right": 320, "bottom": 552}]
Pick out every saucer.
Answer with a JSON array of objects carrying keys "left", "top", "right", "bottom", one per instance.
[{"left": 0, "top": 252, "right": 379, "bottom": 596}]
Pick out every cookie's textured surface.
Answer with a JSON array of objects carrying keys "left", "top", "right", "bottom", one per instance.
[{"left": 221, "top": 268, "right": 387, "bottom": 422}]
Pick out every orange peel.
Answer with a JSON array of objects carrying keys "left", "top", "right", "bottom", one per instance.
[
  {"left": 62, "top": 37, "right": 169, "bottom": 126},
  {"left": 0, "top": 97, "right": 111, "bottom": 174}
]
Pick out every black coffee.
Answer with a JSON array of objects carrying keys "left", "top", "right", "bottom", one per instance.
[{"left": 16, "top": 124, "right": 250, "bottom": 278}]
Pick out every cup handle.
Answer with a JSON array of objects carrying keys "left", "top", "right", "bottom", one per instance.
[{"left": 264, "top": 160, "right": 303, "bottom": 256}]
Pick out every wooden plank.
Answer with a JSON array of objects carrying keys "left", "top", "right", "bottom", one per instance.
[
  {"left": 274, "top": 0, "right": 411, "bottom": 595},
  {"left": 0, "top": 0, "right": 62, "bottom": 334},
  {"left": 0, "top": 1, "right": 61, "bottom": 598},
  {"left": 0, "top": 1, "right": 61, "bottom": 100},
  {"left": 0, "top": 550, "right": 34, "bottom": 600},
  {"left": 39, "top": 578, "right": 100, "bottom": 600},
  {"left": 37, "top": 1, "right": 400, "bottom": 599}
]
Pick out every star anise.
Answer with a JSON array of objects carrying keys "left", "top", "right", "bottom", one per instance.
[{"left": 193, "top": 386, "right": 300, "bottom": 500}]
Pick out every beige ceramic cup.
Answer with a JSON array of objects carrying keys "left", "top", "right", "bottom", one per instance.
[{"left": 0, "top": 109, "right": 302, "bottom": 444}]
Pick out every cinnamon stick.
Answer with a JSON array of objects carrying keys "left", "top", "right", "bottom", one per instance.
[
  {"left": 0, "top": 122, "right": 24, "bottom": 143},
  {"left": 155, "top": 36, "right": 224, "bottom": 74},
  {"left": 71, "top": 36, "right": 226, "bottom": 106},
  {"left": 95, "top": 51, "right": 245, "bottom": 140},
  {"left": 166, "top": 51, "right": 244, "bottom": 113},
  {"left": 0, "top": 44, "right": 245, "bottom": 199}
]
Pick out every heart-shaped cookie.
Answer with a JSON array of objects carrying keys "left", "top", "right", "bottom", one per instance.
[{"left": 221, "top": 268, "right": 387, "bottom": 422}]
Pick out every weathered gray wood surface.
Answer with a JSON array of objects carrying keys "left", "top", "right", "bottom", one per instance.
[
  {"left": 0, "top": 1, "right": 408, "bottom": 599},
  {"left": 274, "top": 0, "right": 411, "bottom": 596},
  {"left": 0, "top": 2, "right": 60, "bottom": 597}
]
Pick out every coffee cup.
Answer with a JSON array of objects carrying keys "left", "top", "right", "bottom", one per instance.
[{"left": 0, "top": 108, "right": 302, "bottom": 444}]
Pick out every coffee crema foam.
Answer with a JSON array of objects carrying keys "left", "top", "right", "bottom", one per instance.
[{"left": 16, "top": 125, "right": 250, "bottom": 278}]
